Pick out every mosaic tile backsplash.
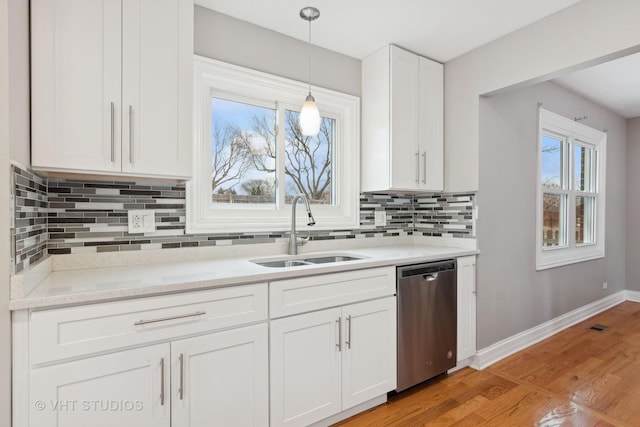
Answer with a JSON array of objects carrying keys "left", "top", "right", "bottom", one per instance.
[
  {"left": 12, "top": 167, "right": 48, "bottom": 273},
  {"left": 12, "top": 165, "right": 475, "bottom": 272}
]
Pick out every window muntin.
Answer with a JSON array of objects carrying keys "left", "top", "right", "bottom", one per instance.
[
  {"left": 536, "top": 109, "right": 606, "bottom": 270},
  {"left": 188, "top": 56, "right": 360, "bottom": 233}
]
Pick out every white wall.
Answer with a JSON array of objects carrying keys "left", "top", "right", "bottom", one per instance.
[
  {"left": 0, "top": 0, "right": 12, "bottom": 423},
  {"left": 478, "top": 81, "right": 627, "bottom": 348},
  {"left": 627, "top": 117, "right": 640, "bottom": 291},
  {"left": 194, "top": 6, "right": 361, "bottom": 97},
  {"left": 445, "top": 0, "right": 640, "bottom": 192}
]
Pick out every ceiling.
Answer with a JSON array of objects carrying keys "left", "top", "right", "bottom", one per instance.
[
  {"left": 196, "top": 0, "right": 640, "bottom": 119},
  {"left": 553, "top": 53, "right": 640, "bottom": 119},
  {"left": 195, "top": 0, "right": 581, "bottom": 62}
]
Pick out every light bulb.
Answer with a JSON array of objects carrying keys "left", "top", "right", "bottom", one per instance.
[{"left": 299, "top": 94, "right": 321, "bottom": 136}]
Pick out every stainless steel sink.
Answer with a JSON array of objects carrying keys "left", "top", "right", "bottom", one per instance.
[
  {"left": 303, "top": 255, "right": 362, "bottom": 264},
  {"left": 251, "top": 253, "right": 365, "bottom": 268},
  {"left": 254, "top": 259, "right": 312, "bottom": 268}
]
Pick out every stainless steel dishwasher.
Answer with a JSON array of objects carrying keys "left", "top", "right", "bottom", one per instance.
[{"left": 396, "top": 259, "right": 457, "bottom": 391}]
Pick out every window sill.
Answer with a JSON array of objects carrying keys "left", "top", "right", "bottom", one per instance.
[{"left": 536, "top": 249, "right": 604, "bottom": 270}]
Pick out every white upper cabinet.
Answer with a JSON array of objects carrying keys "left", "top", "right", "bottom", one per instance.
[
  {"left": 362, "top": 45, "right": 443, "bottom": 192},
  {"left": 31, "top": 0, "right": 193, "bottom": 179}
]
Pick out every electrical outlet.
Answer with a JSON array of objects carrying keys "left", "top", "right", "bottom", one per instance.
[
  {"left": 374, "top": 211, "right": 387, "bottom": 227},
  {"left": 602, "top": 282, "right": 608, "bottom": 290},
  {"left": 128, "top": 210, "right": 156, "bottom": 234}
]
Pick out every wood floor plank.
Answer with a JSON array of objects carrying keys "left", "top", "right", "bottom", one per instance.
[{"left": 335, "top": 301, "right": 640, "bottom": 427}]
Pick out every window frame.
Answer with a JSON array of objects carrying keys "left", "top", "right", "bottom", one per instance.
[
  {"left": 187, "top": 56, "right": 360, "bottom": 234},
  {"left": 536, "top": 108, "right": 607, "bottom": 270}
]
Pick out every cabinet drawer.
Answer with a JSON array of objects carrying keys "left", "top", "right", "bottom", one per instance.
[
  {"left": 29, "top": 284, "right": 268, "bottom": 366},
  {"left": 270, "top": 267, "right": 395, "bottom": 318}
]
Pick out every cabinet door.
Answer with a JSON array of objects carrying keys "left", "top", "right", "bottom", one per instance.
[
  {"left": 270, "top": 308, "right": 342, "bottom": 427},
  {"left": 457, "top": 256, "right": 477, "bottom": 361},
  {"left": 418, "top": 56, "right": 444, "bottom": 191},
  {"left": 171, "top": 324, "right": 269, "bottom": 427},
  {"left": 121, "top": 0, "right": 192, "bottom": 179},
  {"left": 29, "top": 344, "right": 170, "bottom": 427},
  {"left": 342, "top": 297, "right": 397, "bottom": 410},
  {"left": 390, "top": 45, "right": 420, "bottom": 190},
  {"left": 31, "top": 0, "right": 122, "bottom": 173}
]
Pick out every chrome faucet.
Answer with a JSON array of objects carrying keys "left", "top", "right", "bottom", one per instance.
[{"left": 288, "top": 193, "right": 316, "bottom": 255}]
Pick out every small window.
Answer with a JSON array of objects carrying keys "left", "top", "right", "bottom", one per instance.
[
  {"left": 536, "top": 109, "right": 606, "bottom": 270},
  {"left": 188, "top": 56, "right": 360, "bottom": 233}
]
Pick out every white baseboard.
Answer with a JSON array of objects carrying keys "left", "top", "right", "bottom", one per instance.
[
  {"left": 472, "top": 290, "right": 627, "bottom": 370},
  {"left": 625, "top": 290, "right": 640, "bottom": 302}
]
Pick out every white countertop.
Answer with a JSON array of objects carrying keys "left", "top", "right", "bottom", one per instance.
[{"left": 9, "top": 240, "right": 478, "bottom": 311}]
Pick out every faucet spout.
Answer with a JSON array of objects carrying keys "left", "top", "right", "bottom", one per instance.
[{"left": 288, "top": 193, "right": 316, "bottom": 255}]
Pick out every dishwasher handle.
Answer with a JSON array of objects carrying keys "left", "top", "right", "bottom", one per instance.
[
  {"left": 422, "top": 273, "right": 438, "bottom": 282},
  {"left": 398, "top": 259, "right": 456, "bottom": 278}
]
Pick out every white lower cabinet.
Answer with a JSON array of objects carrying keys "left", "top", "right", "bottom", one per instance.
[
  {"left": 28, "top": 324, "right": 269, "bottom": 427},
  {"left": 30, "top": 344, "right": 171, "bottom": 427},
  {"left": 270, "top": 297, "right": 397, "bottom": 427},
  {"left": 457, "top": 255, "right": 477, "bottom": 362},
  {"left": 171, "top": 323, "right": 269, "bottom": 427},
  {"left": 16, "top": 284, "right": 269, "bottom": 427}
]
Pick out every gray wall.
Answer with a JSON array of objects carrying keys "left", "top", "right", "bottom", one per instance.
[
  {"left": 194, "top": 6, "right": 361, "bottom": 97},
  {"left": 1, "top": 0, "right": 12, "bottom": 423},
  {"left": 477, "top": 81, "right": 627, "bottom": 348},
  {"left": 627, "top": 117, "right": 640, "bottom": 291},
  {"left": 445, "top": 0, "right": 640, "bottom": 192}
]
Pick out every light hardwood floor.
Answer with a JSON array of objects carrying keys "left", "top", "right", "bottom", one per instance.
[{"left": 335, "top": 301, "right": 640, "bottom": 426}]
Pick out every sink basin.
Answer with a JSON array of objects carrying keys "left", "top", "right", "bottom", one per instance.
[
  {"left": 255, "top": 260, "right": 312, "bottom": 268},
  {"left": 251, "top": 253, "right": 365, "bottom": 268},
  {"left": 303, "top": 255, "right": 362, "bottom": 264}
]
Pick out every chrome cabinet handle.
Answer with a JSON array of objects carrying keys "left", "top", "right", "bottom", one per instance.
[
  {"left": 336, "top": 318, "right": 342, "bottom": 352},
  {"left": 346, "top": 315, "right": 352, "bottom": 349},
  {"left": 110, "top": 102, "right": 115, "bottom": 162},
  {"left": 134, "top": 311, "right": 206, "bottom": 326},
  {"left": 422, "top": 151, "right": 427, "bottom": 184},
  {"left": 415, "top": 151, "right": 420, "bottom": 183},
  {"left": 160, "top": 358, "right": 165, "bottom": 406},
  {"left": 128, "top": 105, "right": 134, "bottom": 163},
  {"left": 179, "top": 353, "right": 184, "bottom": 400}
]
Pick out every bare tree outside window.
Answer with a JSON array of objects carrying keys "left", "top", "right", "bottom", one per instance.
[
  {"left": 210, "top": 96, "right": 335, "bottom": 206},
  {"left": 210, "top": 122, "right": 252, "bottom": 194},
  {"left": 210, "top": 97, "right": 276, "bottom": 204},
  {"left": 283, "top": 110, "right": 333, "bottom": 204}
]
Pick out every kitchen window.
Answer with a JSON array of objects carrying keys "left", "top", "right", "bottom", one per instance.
[
  {"left": 536, "top": 109, "right": 606, "bottom": 270},
  {"left": 187, "top": 56, "right": 360, "bottom": 233}
]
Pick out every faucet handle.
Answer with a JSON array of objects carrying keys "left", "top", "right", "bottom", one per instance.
[{"left": 298, "top": 231, "right": 311, "bottom": 246}]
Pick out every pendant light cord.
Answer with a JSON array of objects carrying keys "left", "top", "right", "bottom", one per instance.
[{"left": 307, "top": 17, "right": 312, "bottom": 96}]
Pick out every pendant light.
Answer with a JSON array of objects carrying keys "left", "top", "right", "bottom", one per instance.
[{"left": 299, "top": 6, "right": 321, "bottom": 137}]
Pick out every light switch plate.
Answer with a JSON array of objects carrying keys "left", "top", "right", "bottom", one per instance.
[
  {"left": 374, "top": 211, "right": 387, "bottom": 227},
  {"left": 128, "top": 210, "right": 156, "bottom": 234}
]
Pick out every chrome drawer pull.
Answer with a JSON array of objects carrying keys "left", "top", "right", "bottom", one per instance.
[
  {"left": 134, "top": 311, "right": 206, "bottom": 326},
  {"left": 110, "top": 102, "right": 115, "bottom": 162},
  {"left": 179, "top": 353, "right": 184, "bottom": 400},
  {"left": 160, "top": 358, "right": 165, "bottom": 406},
  {"left": 346, "top": 315, "right": 352, "bottom": 349},
  {"left": 129, "top": 105, "right": 134, "bottom": 163}
]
